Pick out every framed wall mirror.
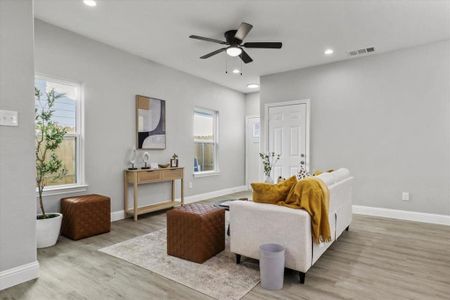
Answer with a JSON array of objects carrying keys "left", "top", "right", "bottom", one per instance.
[{"left": 136, "top": 95, "right": 166, "bottom": 149}]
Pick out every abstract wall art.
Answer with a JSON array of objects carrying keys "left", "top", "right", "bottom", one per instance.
[{"left": 136, "top": 95, "right": 166, "bottom": 149}]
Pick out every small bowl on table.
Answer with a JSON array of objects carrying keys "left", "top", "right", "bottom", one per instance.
[{"left": 158, "top": 163, "right": 170, "bottom": 169}]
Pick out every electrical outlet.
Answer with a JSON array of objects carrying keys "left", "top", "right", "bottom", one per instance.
[
  {"left": 189, "top": 182, "right": 193, "bottom": 189},
  {"left": 0, "top": 110, "right": 18, "bottom": 127},
  {"left": 402, "top": 192, "right": 409, "bottom": 201}
]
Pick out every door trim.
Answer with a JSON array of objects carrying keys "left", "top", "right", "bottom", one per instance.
[
  {"left": 264, "top": 99, "right": 311, "bottom": 172},
  {"left": 245, "top": 115, "right": 260, "bottom": 188}
]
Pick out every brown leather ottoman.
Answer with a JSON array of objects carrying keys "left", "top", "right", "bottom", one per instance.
[
  {"left": 167, "top": 204, "right": 225, "bottom": 263},
  {"left": 60, "top": 194, "right": 111, "bottom": 240}
]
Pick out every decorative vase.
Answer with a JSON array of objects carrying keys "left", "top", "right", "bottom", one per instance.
[
  {"left": 142, "top": 152, "right": 150, "bottom": 169},
  {"left": 265, "top": 175, "right": 274, "bottom": 184},
  {"left": 128, "top": 147, "right": 137, "bottom": 170},
  {"left": 36, "top": 213, "right": 63, "bottom": 248}
]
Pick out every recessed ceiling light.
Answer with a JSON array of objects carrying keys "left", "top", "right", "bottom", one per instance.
[
  {"left": 226, "top": 47, "right": 242, "bottom": 57},
  {"left": 232, "top": 69, "right": 240, "bottom": 74},
  {"left": 83, "top": 0, "right": 97, "bottom": 7},
  {"left": 247, "top": 83, "right": 259, "bottom": 89},
  {"left": 324, "top": 48, "right": 334, "bottom": 55}
]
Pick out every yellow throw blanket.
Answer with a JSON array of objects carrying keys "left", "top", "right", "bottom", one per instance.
[{"left": 277, "top": 177, "right": 331, "bottom": 244}]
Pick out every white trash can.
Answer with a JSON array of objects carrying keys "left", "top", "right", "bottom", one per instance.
[{"left": 259, "top": 243, "right": 286, "bottom": 290}]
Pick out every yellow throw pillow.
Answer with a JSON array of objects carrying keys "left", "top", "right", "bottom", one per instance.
[
  {"left": 313, "top": 169, "right": 334, "bottom": 176},
  {"left": 312, "top": 170, "right": 323, "bottom": 176},
  {"left": 251, "top": 176, "right": 297, "bottom": 204}
]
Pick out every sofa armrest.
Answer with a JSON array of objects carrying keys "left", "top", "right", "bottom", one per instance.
[{"left": 229, "top": 201, "right": 313, "bottom": 273}]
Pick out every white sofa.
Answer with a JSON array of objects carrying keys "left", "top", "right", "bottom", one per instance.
[{"left": 229, "top": 168, "right": 353, "bottom": 283}]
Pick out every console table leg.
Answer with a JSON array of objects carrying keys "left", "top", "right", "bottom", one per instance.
[
  {"left": 171, "top": 180, "right": 175, "bottom": 203},
  {"left": 180, "top": 178, "right": 184, "bottom": 206},
  {"left": 133, "top": 172, "right": 138, "bottom": 221},
  {"left": 124, "top": 172, "right": 128, "bottom": 216}
]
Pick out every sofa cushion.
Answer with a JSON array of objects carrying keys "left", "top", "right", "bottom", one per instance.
[{"left": 252, "top": 176, "right": 297, "bottom": 204}]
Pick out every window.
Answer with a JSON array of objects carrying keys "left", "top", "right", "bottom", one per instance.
[
  {"left": 35, "top": 76, "right": 84, "bottom": 191},
  {"left": 193, "top": 108, "right": 219, "bottom": 175}
]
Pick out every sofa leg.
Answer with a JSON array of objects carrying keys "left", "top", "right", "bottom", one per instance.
[
  {"left": 346, "top": 226, "right": 349, "bottom": 231},
  {"left": 299, "top": 271, "right": 306, "bottom": 284},
  {"left": 236, "top": 254, "right": 241, "bottom": 265}
]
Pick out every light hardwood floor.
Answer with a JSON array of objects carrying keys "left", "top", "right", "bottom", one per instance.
[{"left": 1, "top": 192, "right": 450, "bottom": 300}]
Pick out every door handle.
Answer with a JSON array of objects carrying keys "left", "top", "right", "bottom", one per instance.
[{"left": 301, "top": 154, "right": 305, "bottom": 158}]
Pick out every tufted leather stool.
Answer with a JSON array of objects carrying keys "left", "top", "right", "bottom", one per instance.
[
  {"left": 60, "top": 194, "right": 111, "bottom": 240},
  {"left": 167, "top": 204, "right": 225, "bottom": 263}
]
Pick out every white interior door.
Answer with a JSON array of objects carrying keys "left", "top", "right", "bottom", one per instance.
[
  {"left": 267, "top": 101, "right": 309, "bottom": 180},
  {"left": 246, "top": 116, "right": 261, "bottom": 188}
]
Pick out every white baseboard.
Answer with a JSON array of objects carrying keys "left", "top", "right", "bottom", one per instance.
[
  {"left": 352, "top": 205, "right": 450, "bottom": 226},
  {"left": 183, "top": 185, "right": 248, "bottom": 204},
  {"left": 111, "top": 210, "right": 126, "bottom": 222},
  {"left": 0, "top": 261, "right": 39, "bottom": 291},
  {"left": 111, "top": 185, "right": 249, "bottom": 222}
]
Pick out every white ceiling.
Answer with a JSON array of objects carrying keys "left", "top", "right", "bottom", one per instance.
[{"left": 34, "top": 0, "right": 450, "bottom": 93}]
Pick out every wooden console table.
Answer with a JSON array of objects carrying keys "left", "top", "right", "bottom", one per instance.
[{"left": 124, "top": 167, "right": 184, "bottom": 221}]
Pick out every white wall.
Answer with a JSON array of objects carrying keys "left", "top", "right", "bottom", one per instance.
[
  {"left": 245, "top": 92, "right": 260, "bottom": 116},
  {"left": 34, "top": 20, "right": 246, "bottom": 213},
  {"left": 261, "top": 40, "right": 450, "bottom": 215},
  {"left": 0, "top": 0, "right": 38, "bottom": 288}
]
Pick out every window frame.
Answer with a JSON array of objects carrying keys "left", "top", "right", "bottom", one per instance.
[
  {"left": 35, "top": 74, "right": 87, "bottom": 196},
  {"left": 193, "top": 107, "right": 220, "bottom": 177}
]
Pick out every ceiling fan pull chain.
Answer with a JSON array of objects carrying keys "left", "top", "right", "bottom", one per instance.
[
  {"left": 225, "top": 54, "right": 228, "bottom": 74},
  {"left": 240, "top": 59, "right": 243, "bottom": 76}
]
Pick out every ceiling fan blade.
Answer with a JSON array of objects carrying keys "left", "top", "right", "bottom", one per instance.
[
  {"left": 189, "top": 35, "right": 227, "bottom": 45},
  {"left": 200, "top": 48, "right": 226, "bottom": 59},
  {"left": 234, "top": 22, "right": 253, "bottom": 41},
  {"left": 242, "top": 42, "right": 282, "bottom": 49},
  {"left": 239, "top": 49, "right": 253, "bottom": 64}
]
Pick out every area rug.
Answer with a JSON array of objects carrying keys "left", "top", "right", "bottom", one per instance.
[{"left": 99, "top": 229, "right": 260, "bottom": 300}]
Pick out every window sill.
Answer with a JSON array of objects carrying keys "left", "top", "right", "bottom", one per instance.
[
  {"left": 193, "top": 171, "right": 221, "bottom": 178},
  {"left": 37, "top": 184, "right": 88, "bottom": 197}
]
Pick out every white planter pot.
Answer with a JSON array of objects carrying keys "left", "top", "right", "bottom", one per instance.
[
  {"left": 265, "top": 176, "right": 274, "bottom": 184},
  {"left": 36, "top": 213, "right": 62, "bottom": 248}
]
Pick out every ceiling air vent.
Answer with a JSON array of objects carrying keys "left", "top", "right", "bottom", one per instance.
[{"left": 348, "top": 47, "right": 375, "bottom": 57}]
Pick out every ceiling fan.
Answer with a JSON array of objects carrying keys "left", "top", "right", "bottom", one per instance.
[{"left": 189, "top": 22, "right": 282, "bottom": 64}]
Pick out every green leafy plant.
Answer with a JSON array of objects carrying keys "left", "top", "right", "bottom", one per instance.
[
  {"left": 259, "top": 152, "right": 281, "bottom": 177},
  {"left": 35, "top": 87, "right": 67, "bottom": 218}
]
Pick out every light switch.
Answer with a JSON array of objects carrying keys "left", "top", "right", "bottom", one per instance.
[
  {"left": 0, "top": 110, "right": 19, "bottom": 127},
  {"left": 402, "top": 192, "right": 409, "bottom": 201}
]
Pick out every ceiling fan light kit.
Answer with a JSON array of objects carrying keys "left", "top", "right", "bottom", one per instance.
[
  {"left": 189, "top": 22, "right": 282, "bottom": 65},
  {"left": 226, "top": 46, "right": 242, "bottom": 57}
]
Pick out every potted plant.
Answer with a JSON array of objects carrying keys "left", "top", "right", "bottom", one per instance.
[
  {"left": 259, "top": 152, "right": 281, "bottom": 183},
  {"left": 35, "top": 87, "right": 67, "bottom": 248}
]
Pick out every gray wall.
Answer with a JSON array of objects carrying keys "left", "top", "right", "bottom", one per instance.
[
  {"left": 245, "top": 92, "right": 260, "bottom": 116},
  {"left": 34, "top": 20, "right": 246, "bottom": 213},
  {"left": 261, "top": 40, "right": 450, "bottom": 215},
  {"left": 0, "top": 0, "right": 37, "bottom": 271}
]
